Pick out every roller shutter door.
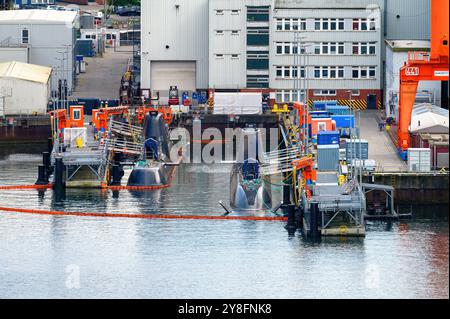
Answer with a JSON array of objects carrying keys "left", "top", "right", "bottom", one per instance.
[{"left": 151, "top": 61, "right": 196, "bottom": 91}]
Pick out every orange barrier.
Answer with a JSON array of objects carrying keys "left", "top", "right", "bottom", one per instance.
[
  {"left": 0, "top": 206, "right": 287, "bottom": 222},
  {"left": 108, "top": 184, "right": 171, "bottom": 191},
  {"left": 0, "top": 184, "right": 53, "bottom": 190},
  {"left": 0, "top": 184, "right": 171, "bottom": 191}
]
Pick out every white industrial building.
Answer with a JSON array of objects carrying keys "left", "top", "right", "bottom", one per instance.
[
  {"left": 0, "top": 61, "right": 52, "bottom": 116},
  {"left": 385, "top": 40, "right": 442, "bottom": 119},
  {"left": 0, "top": 9, "right": 78, "bottom": 96},
  {"left": 140, "top": 0, "right": 437, "bottom": 109},
  {"left": 410, "top": 103, "right": 449, "bottom": 134}
]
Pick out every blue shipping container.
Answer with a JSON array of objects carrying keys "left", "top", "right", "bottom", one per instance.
[
  {"left": 317, "top": 131, "right": 340, "bottom": 145},
  {"left": 310, "top": 111, "right": 330, "bottom": 118},
  {"left": 327, "top": 105, "right": 351, "bottom": 115},
  {"left": 313, "top": 100, "right": 337, "bottom": 111},
  {"left": 332, "top": 115, "right": 355, "bottom": 128}
]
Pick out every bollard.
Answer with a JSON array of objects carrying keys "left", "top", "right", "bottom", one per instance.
[
  {"left": 310, "top": 203, "right": 320, "bottom": 239},
  {"left": 53, "top": 157, "right": 65, "bottom": 191},
  {"left": 110, "top": 165, "right": 122, "bottom": 186},
  {"left": 42, "top": 152, "right": 52, "bottom": 176},
  {"left": 47, "top": 137, "right": 53, "bottom": 153},
  {"left": 35, "top": 165, "right": 49, "bottom": 185},
  {"left": 286, "top": 204, "right": 297, "bottom": 229}
]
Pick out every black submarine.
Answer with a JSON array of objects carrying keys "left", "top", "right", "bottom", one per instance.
[
  {"left": 127, "top": 111, "right": 180, "bottom": 187},
  {"left": 228, "top": 127, "right": 273, "bottom": 212}
]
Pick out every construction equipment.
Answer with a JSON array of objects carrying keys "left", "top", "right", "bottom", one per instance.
[
  {"left": 97, "top": 105, "right": 130, "bottom": 134},
  {"left": 137, "top": 106, "right": 173, "bottom": 125},
  {"left": 397, "top": 0, "right": 449, "bottom": 160}
]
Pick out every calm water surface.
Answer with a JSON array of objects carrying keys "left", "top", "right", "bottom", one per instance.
[{"left": 0, "top": 149, "right": 448, "bottom": 299}]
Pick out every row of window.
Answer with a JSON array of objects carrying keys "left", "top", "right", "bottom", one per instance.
[
  {"left": 275, "top": 89, "right": 362, "bottom": 103},
  {"left": 275, "top": 90, "right": 307, "bottom": 103},
  {"left": 313, "top": 66, "right": 376, "bottom": 79},
  {"left": 274, "top": 66, "right": 376, "bottom": 80},
  {"left": 275, "top": 42, "right": 377, "bottom": 55},
  {"left": 314, "top": 18, "right": 345, "bottom": 31},
  {"left": 275, "top": 66, "right": 306, "bottom": 79},
  {"left": 313, "top": 66, "right": 345, "bottom": 79},
  {"left": 276, "top": 18, "right": 306, "bottom": 31},
  {"left": 275, "top": 42, "right": 306, "bottom": 55}
]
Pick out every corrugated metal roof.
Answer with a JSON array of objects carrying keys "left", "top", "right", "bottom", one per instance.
[
  {"left": 0, "top": 9, "right": 77, "bottom": 25},
  {"left": 0, "top": 61, "right": 51, "bottom": 84}
]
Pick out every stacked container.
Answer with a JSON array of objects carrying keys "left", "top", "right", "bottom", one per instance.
[
  {"left": 331, "top": 115, "right": 355, "bottom": 128},
  {"left": 317, "top": 130, "right": 341, "bottom": 171},
  {"left": 345, "top": 139, "right": 369, "bottom": 162},
  {"left": 408, "top": 148, "right": 432, "bottom": 172},
  {"left": 317, "top": 145, "right": 340, "bottom": 171},
  {"left": 327, "top": 105, "right": 351, "bottom": 116},
  {"left": 313, "top": 100, "right": 338, "bottom": 111},
  {"left": 317, "top": 131, "right": 340, "bottom": 145}
]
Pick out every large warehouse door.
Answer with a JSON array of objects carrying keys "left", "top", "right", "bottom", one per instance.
[{"left": 151, "top": 61, "right": 196, "bottom": 92}]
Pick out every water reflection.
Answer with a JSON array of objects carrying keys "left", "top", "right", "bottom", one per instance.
[{"left": 0, "top": 151, "right": 448, "bottom": 298}]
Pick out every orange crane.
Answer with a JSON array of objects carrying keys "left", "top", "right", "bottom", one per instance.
[
  {"left": 397, "top": 0, "right": 449, "bottom": 160},
  {"left": 137, "top": 105, "right": 173, "bottom": 125},
  {"left": 97, "top": 105, "right": 130, "bottom": 133},
  {"left": 292, "top": 156, "right": 316, "bottom": 200}
]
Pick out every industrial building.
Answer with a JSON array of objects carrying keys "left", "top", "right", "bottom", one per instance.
[
  {"left": 140, "top": 0, "right": 433, "bottom": 108},
  {"left": 0, "top": 60, "right": 52, "bottom": 116},
  {"left": 0, "top": 9, "right": 78, "bottom": 95}
]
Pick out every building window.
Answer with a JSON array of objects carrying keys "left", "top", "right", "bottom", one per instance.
[
  {"left": 72, "top": 109, "right": 81, "bottom": 120},
  {"left": 352, "top": 18, "right": 376, "bottom": 31},
  {"left": 216, "top": 10, "right": 224, "bottom": 15},
  {"left": 247, "top": 27, "right": 269, "bottom": 46},
  {"left": 275, "top": 66, "right": 305, "bottom": 79},
  {"left": 352, "top": 66, "right": 376, "bottom": 79},
  {"left": 275, "top": 42, "right": 306, "bottom": 55},
  {"left": 21, "top": 28, "right": 29, "bottom": 44},
  {"left": 275, "top": 18, "right": 306, "bottom": 31},
  {"left": 352, "top": 42, "right": 376, "bottom": 55},
  {"left": 216, "top": 30, "right": 224, "bottom": 35},
  {"left": 313, "top": 66, "right": 344, "bottom": 79},
  {"left": 275, "top": 90, "right": 306, "bottom": 103},
  {"left": 314, "top": 18, "right": 345, "bottom": 31},
  {"left": 314, "top": 90, "right": 337, "bottom": 96},
  {"left": 247, "top": 74, "right": 269, "bottom": 88},
  {"left": 231, "top": 30, "right": 239, "bottom": 35},
  {"left": 247, "top": 6, "right": 270, "bottom": 22},
  {"left": 314, "top": 42, "right": 344, "bottom": 55},
  {"left": 247, "top": 51, "right": 269, "bottom": 70},
  {"left": 351, "top": 90, "right": 360, "bottom": 96},
  {"left": 231, "top": 10, "right": 240, "bottom": 15},
  {"left": 216, "top": 54, "right": 224, "bottom": 59}
]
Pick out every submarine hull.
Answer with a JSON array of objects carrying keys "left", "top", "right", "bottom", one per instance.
[{"left": 127, "top": 164, "right": 175, "bottom": 187}]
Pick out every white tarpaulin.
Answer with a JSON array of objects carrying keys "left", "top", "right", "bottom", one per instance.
[{"left": 213, "top": 93, "right": 262, "bottom": 115}]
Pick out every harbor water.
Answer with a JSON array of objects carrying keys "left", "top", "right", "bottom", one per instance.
[{"left": 0, "top": 146, "right": 448, "bottom": 299}]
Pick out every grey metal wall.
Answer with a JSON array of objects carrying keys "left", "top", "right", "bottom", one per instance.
[
  {"left": 141, "top": 0, "right": 210, "bottom": 90},
  {"left": 209, "top": 0, "right": 247, "bottom": 89},
  {"left": 385, "top": 0, "right": 430, "bottom": 40}
]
